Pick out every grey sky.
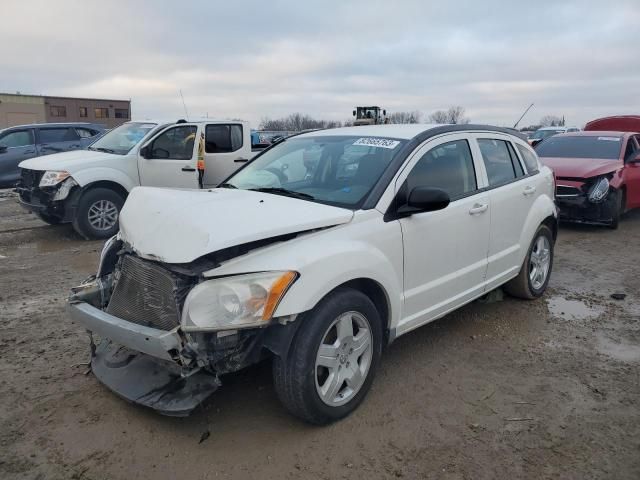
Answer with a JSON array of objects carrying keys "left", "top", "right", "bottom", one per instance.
[{"left": 2, "top": 0, "right": 639, "bottom": 127}]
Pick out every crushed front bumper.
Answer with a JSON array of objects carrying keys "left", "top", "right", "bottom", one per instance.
[
  {"left": 68, "top": 301, "right": 220, "bottom": 416},
  {"left": 556, "top": 191, "right": 618, "bottom": 226}
]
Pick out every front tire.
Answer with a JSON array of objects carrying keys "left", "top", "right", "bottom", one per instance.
[
  {"left": 72, "top": 188, "right": 124, "bottom": 240},
  {"left": 608, "top": 189, "right": 623, "bottom": 230},
  {"left": 504, "top": 224, "right": 554, "bottom": 299},
  {"left": 272, "top": 288, "right": 383, "bottom": 425}
]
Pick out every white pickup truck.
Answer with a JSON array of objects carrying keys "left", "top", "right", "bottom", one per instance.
[{"left": 17, "top": 119, "right": 262, "bottom": 239}]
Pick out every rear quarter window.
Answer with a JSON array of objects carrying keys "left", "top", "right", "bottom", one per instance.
[{"left": 516, "top": 144, "right": 540, "bottom": 174}]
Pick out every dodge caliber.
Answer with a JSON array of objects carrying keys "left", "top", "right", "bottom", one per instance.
[{"left": 68, "top": 124, "right": 558, "bottom": 424}]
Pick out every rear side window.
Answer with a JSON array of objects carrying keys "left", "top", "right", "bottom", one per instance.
[
  {"left": 0, "top": 129, "right": 34, "bottom": 147},
  {"left": 516, "top": 144, "right": 540, "bottom": 174},
  {"left": 205, "top": 124, "right": 243, "bottom": 153},
  {"left": 76, "top": 128, "right": 99, "bottom": 138},
  {"left": 478, "top": 139, "right": 524, "bottom": 187},
  {"left": 39, "top": 128, "right": 79, "bottom": 143},
  {"left": 405, "top": 139, "right": 477, "bottom": 200}
]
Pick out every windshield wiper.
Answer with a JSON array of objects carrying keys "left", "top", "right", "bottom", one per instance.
[
  {"left": 249, "top": 187, "right": 314, "bottom": 200},
  {"left": 218, "top": 182, "right": 237, "bottom": 189},
  {"left": 90, "top": 147, "right": 115, "bottom": 154}
]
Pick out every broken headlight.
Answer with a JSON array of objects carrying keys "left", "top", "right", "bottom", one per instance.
[
  {"left": 52, "top": 177, "right": 78, "bottom": 201},
  {"left": 181, "top": 271, "right": 297, "bottom": 331},
  {"left": 40, "top": 170, "right": 71, "bottom": 187},
  {"left": 587, "top": 177, "right": 609, "bottom": 203}
]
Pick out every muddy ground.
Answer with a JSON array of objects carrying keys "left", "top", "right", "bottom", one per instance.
[{"left": 1, "top": 188, "right": 639, "bottom": 480}]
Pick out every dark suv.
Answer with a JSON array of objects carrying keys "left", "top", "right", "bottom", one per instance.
[{"left": 0, "top": 122, "right": 104, "bottom": 188}]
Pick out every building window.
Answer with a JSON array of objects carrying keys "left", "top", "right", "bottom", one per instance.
[
  {"left": 50, "top": 106, "right": 67, "bottom": 117},
  {"left": 115, "top": 108, "right": 129, "bottom": 119},
  {"left": 94, "top": 108, "right": 109, "bottom": 119},
  {"left": 79, "top": 107, "right": 88, "bottom": 118}
]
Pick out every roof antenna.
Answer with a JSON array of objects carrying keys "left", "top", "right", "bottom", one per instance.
[
  {"left": 179, "top": 89, "right": 190, "bottom": 121},
  {"left": 513, "top": 102, "right": 534, "bottom": 129}
]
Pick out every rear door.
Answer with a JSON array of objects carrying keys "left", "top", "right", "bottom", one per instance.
[
  {"left": 202, "top": 123, "right": 247, "bottom": 187},
  {"left": 137, "top": 124, "right": 199, "bottom": 188},
  {"left": 396, "top": 134, "right": 491, "bottom": 335},
  {"left": 475, "top": 135, "right": 537, "bottom": 288},
  {"left": 36, "top": 127, "right": 81, "bottom": 155},
  {"left": 0, "top": 128, "right": 36, "bottom": 186}
]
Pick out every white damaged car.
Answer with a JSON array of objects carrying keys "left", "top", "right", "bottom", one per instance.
[{"left": 68, "top": 124, "right": 557, "bottom": 424}]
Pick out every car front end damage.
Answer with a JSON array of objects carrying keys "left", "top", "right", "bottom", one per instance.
[
  {"left": 15, "top": 168, "right": 79, "bottom": 222},
  {"left": 555, "top": 174, "right": 621, "bottom": 226},
  {"left": 68, "top": 236, "right": 301, "bottom": 416}
]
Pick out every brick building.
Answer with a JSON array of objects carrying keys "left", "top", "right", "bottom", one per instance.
[{"left": 0, "top": 93, "right": 131, "bottom": 129}]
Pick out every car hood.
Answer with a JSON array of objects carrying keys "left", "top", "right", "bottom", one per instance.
[
  {"left": 18, "top": 149, "right": 122, "bottom": 173},
  {"left": 539, "top": 156, "right": 620, "bottom": 178},
  {"left": 119, "top": 187, "right": 355, "bottom": 263}
]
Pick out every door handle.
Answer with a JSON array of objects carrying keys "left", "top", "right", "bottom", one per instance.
[
  {"left": 234, "top": 158, "right": 249, "bottom": 163},
  {"left": 468, "top": 203, "right": 488, "bottom": 215},
  {"left": 70, "top": 144, "right": 80, "bottom": 148},
  {"left": 523, "top": 186, "right": 536, "bottom": 196},
  {"left": 181, "top": 166, "right": 196, "bottom": 172},
  {"left": 24, "top": 150, "right": 36, "bottom": 154}
]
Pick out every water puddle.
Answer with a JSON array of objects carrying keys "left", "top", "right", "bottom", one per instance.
[
  {"left": 546, "top": 296, "right": 603, "bottom": 321},
  {"left": 595, "top": 334, "right": 640, "bottom": 363}
]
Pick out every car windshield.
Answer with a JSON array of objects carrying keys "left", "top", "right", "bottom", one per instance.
[
  {"left": 224, "top": 135, "right": 407, "bottom": 209},
  {"left": 88, "top": 122, "right": 157, "bottom": 155},
  {"left": 530, "top": 129, "right": 564, "bottom": 140},
  {"left": 536, "top": 135, "right": 622, "bottom": 160}
]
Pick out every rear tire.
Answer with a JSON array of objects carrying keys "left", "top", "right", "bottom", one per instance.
[
  {"left": 72, "top": 188, "right": 124, "bottom": 240},
  {"left": 272, "top": 288, "right": 383, "bottom": 425},
  {"left": 504, "top": 224, "right": 554, "bottom": 299}
]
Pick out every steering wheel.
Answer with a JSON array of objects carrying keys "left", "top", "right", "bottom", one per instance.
[{"left": 264, "top": 167, "right": 288, "bottom": 184}]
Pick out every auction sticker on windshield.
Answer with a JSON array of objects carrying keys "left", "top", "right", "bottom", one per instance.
[
  {"left": 597, "top": 137, "right": 621, "bottom": 142},
  {"left": 353, "top": 138, "right": 400, "bottom": 149}
]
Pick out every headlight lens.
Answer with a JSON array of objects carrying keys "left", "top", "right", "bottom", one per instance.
[
  {"left": 52, "top": 177, "right": 78, "bottom": 200},
  {"left": 588, "top": 177, "right": 610, "bottom": 203},
  {"left": 181, "top": 271, "right": 298, "bottom": 331},
  {"left": 40, "top": 170, "right": 71, "bottom": 187}
]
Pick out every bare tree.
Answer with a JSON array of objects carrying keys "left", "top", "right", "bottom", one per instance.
[
  {"left": 388, "top": 111, "right": 422, "bottom": 124},
  {"left": 428, "top": 106, "right": 470, "bottom": 124},
  {"left": 260, "top": 113, "right": 342, "bottom": 131},
  {"left": 539, "top": 115, "right": 564, "bottom": 127}
]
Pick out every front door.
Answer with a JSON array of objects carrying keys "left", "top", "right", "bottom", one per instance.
[
  {"left": 202, "top": 123, "right": 247, "bottom": 187},
  {"left": 396, "top": 135, "right": 491, "bottom": 336},
  {"left": 36, "top": 127, "right": 81, "bottom": 155},
  {"left": 138, "top": 124, "right": 199, "bottom": 188},
  {"left": 623, "top": 135, "right": 640, "bottom": 209},
  {"left": 0, "top": 128, "right": 36, "bottom": 186}
]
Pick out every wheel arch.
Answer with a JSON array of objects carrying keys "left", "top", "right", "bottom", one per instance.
[{"left": 79, "top": 180, "right": 129, "bottom": 201}]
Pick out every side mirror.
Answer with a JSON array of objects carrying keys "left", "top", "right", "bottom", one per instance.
[
  {"left": 139, "top": 145, "right": 150, "bottom": 159},
  {"left": 530, "top": 139, "right": 542, "bottom": 148},
  {"left": 399, "top": 187, "right": 450, "bottom": 215},
  {"left": 383, "top": 110, "right": 387, "bottom": 116},
  {"left": 352, "top": 110, "right": 356, "bottom": 117},
  {"left": 0, "top": 145, "right": 7, "bottom": 154},
  {"left": 630, "top": 153, "right": 640, "bottom": 164}
]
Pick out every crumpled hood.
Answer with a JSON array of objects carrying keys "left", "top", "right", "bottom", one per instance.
[
  {"left": 119, "top": 187, "right": 354, "bottom": 263},
  {"left": 540, "top": 156, "right": 621, "bottom": 179},
  {"left": 19, "top": 149, "right": 120, "bottom": 173}
]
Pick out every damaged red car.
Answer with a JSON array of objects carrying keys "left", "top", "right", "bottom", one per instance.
[{"left": 536, "top": 131, "right": 640, "bottom": 228}]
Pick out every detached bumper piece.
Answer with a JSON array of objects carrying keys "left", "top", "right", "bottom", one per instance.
[
  {"left": 556, "top": 192, "right": 618, "bottom": 226},
  {"left": 92, "top": 341, "right": 220, "bottom": 417}
]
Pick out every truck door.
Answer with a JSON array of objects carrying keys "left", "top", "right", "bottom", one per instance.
[
  {"left": 202, "top": 123, "right": 248, "bottom": 188},
  {"left": 137, "top": 124, "right": 200, "bottom": 189}
]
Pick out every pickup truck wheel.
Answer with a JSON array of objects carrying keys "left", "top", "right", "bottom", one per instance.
[
  {"left": 72, "top": 188, "right": 124, "bottom": 240},
  {"left": 504, "top": 224, "right": 554, "bottom": 299},
  {"left": 272, "top": 288, "right": 382, "bottom": 425}
]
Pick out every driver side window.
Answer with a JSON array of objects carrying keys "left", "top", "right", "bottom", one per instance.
[
  {"left": 405, "top": 140, "right": 477, "bottom": 201},
  {"left": 150, "top": 126, "right": 197, "bottom": 160}
]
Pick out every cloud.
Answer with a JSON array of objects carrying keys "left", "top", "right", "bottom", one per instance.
[{"left": 1, "top": 0, "right": 638, "bottom": 127}]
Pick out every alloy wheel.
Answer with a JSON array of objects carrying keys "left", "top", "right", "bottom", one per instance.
[
  {"left": 529, "top": 235, "right": 551, "bottom": 290},
  {"left": 87, "top": 199, "right": 119, "bottom": 231}
]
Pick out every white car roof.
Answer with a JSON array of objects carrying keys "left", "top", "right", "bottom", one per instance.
[{"left": 298, "top": 124, "right": 447, "bottom": 140}]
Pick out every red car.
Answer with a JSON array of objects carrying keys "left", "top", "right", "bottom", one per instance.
[{"left": 536, "top": 131, "right": 640, "bottom": 228}]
